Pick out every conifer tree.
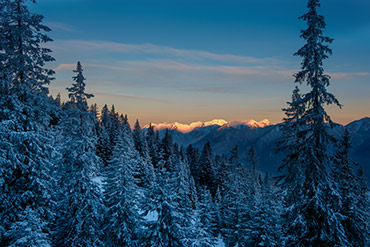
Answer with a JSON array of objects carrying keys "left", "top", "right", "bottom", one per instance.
[
  {"left": 141, "top": 165, "right": 183, "bottom": 246},
  {"left": 195, "top": 187, "right": 217, "bottom": 247},
  {"left": 356, "top": 166, "right": 370, "bottom": 246},
  {"left": 186, "top": 144, "right": 200, "bottom": 183},
  {"left": 66, "top": 61, "right": 93, "bottom": 111},
  {"left": 247, "top": 145, "right": 261, "bottom": 198},
  {"left": 97, "top": 104, "right": 112, "bottom": 166},
  {"left": 146, "top": 123, "right": 160, "bottom": 168},
  {"left": 333, "top": 129, "right": 370, "bottom": 246},
  {"left": 132, "top": 119, "right": 155, "bottom": 188},
  {"left": 167, "top": 152, "right": 197, "bottom": 246},
  {"left": 0, "top": 0, "right": 55, "bottom": 245},
  {"left": 108, "top": 105, "right": 120, "bottom": 147},
  {"left": 276, "top": 87, "right": 306, "bottom": 244},
  {"left": 103, "top": 121, "right": 143, "bottom": 246},
  {"left": 53, "top": 62, "right": 104, "bottom": 246},
  {"left": 133, "top": 119, "right": 145, "bottom": 156},
  {"left": 229, "top": 145, "right": 239, "bottom": 167},
  {"left": 245, "top": 173, "right": 282, "bottom": 246},
  {"left": 196, "top": 141, "right": 217, "bottom": 194},
  {"left": 89, "top": 103, "right": 98, "bottom": 118},
  {"left": 7, "top": 207, "right": 51, "bottom": 247},
  {"left": 280, "top": 0, "right": 348, "bottom": 245},
  {"left": 160, "top": 129, "right": 173, "bottom": 165},
  {"left": 142, "top": 140, "right": 200, "bottom": 247},
  {"left": 222, "top": 148, "right": 251, "bottom": 247}
]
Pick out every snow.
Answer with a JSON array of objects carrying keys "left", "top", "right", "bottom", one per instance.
[
  {"left": 215, "top": 235, "right": 226, "bottom": 247},
  {"left": 142, "top": 210, "right": 159, "bottom": 222},
  {"left": 144, "top": 118, "right": 272, "bottom": 133},
  {"left": 91, "top": 176, "right": 105, "bottom": 192},
  {"left": 230, "top": 119, "right": 272, "bottom": 129}
]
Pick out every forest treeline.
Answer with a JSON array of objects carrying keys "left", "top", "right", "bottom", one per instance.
[{"left": 0, "top": 0, "right": 369, "bottom": 246}]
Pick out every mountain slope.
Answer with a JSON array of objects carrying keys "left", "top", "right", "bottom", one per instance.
[{"left": 149, "top": 117, "right": 370, "bottom": 180}]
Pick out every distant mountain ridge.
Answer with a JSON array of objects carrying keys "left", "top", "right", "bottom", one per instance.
[
  {"left": 146, "top": 117, "right": 370, "bottom": 181},
  {"left": 143, "top": 119, "right": 272, "bottom": 133}
]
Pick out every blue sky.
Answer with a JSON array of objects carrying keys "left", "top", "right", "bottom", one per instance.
[{"left": 31, "top": 0, "right": 370, "bottom": 125}]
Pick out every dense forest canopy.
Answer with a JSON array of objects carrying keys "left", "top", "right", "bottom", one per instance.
[{"left": 0, "top": 0, "right": 369, "bottom": 246}]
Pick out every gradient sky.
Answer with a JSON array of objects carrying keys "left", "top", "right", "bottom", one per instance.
[{"left": 30, "top": 0, "right": 370, "bottom": 126}]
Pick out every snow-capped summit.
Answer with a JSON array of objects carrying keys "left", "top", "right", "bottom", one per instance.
[
  {"left": 204, "top": 119, "right": 229, "bottom": 127},
  {"left": 229, "top": 119, "right": 272, "bottom": 129},
  {"left": 144, "top": 119, "right": 272, "bottom": 133}
]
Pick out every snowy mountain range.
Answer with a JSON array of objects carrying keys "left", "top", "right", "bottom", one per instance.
[
  {"left": 144, "top": 119, "right": 272, "bottom": 133},
  {"left": 145, "top": 117, "right": 370, "bottom": 180}
]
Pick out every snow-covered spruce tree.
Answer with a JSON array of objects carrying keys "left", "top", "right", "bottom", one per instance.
[
  {"left": 145, "top": 123, "right": 160, "bottom": 167},
  {"left": 96, "top": 104, "right": 121, "bottom": 168},
  {"left": 132, "top": 119, "right": 155, "bottom": 189},
  {"left": 221, "top": 149, "right": 251, "bottom": 247},
  {"left": 109, "top": 105, "right": 120, "bottom": 143},
  {"left": 0, "top": 0, "right": 55, "bottom": 245},
  {"left": 356, "top": 166, "right": 370, "bottom": 245},
  {"left": 333, "top": 129, "right": 370, "bottom": 246},
  {"left": 195, "top": 141, "right": 217, "bottom": 195},
  {"left": 103, "top": 120, "right": 143, "bottom": 246},
  {"left": 159, "top": 129, "right": 173, "bottom": 165},
  {"left": 141, "top": 164, "right": 183, "bottom": 246},
  {"left": 186, "top": 144, "right": 200, "bottom": 185},
  {"left": 96, "top": 104, "right": 112, "bottom": 167},
  {"left": 142, "top": 145, "right": 197, "bottom": 246},
  {"left": 276, "top": 87, "right": 306, "bottom": 245},
  {"left": 194, "top": 186, "right": 217, "bottom": 247},
  {"left": 53, "top": 62, "right": 104, "bottom": 247},
  {"left": 133, "top": 119, "right": 146, "bottom": 157},
  {"left": 7, "top": 206, "right": 51, "bottom": 247},
  {"left": 247, "top": 145, "right": 261, "bottom": 199},
  {"left": 245, "top": 173, "right": 282, "bottom": 246},
  {"left": 280, "top": 0, "right": 348, "bottom": 245},
  {"left": 180, "top": 147, "right": 198, "bottom": 210},
  {"left": 167, "top": 150, "right": 198, "bottom": 246}
]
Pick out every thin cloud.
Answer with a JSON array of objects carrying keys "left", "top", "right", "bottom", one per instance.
[
  {"left": 330, "top": 72, "right": 370, "bottom": 80},
  {"left": 50, "top": 40, "right": 273, "bottom": 64},
  {"left": 49, "top": 40, "right": 369, "bottom": 94},
  {"left": 55, "top": 64, "right": 75, "bottom": 71},
  {"left": 95, "top": 92, "right": 169, "bottom": 104},
  {"left": 45, "top": 22, "right": 77, "bottom": 33},
  {"left": 65, "top": 60, "right": 290, "bottom": 78}
]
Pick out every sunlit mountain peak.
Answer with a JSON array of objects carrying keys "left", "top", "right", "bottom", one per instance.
[
  {"left": 203, "top": 119, "right": 229, "bottom": 127},
  {"left": 144, "top": 119, "right": 272, "bottom": 133}
]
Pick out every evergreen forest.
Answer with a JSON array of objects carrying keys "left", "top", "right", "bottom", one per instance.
[{"left": 0, "top": 0, "right": 369, "bottom": 246}]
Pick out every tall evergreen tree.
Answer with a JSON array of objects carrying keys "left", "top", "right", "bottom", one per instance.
[
  {"left": 196, "top": 141, "right": 216, "bottom": 194},
  {"left": 245, "top": 173, "right": 282, "bottom": 246},
  {"left": 53, "top": 62, "right": 104, "bottom": 246},
  {"left": 160, "top": 129, "right": 173, "bottom": 165},
  {"left": 132, "top": 119, "right": 155, "bottom": 188},
  {"left": 195, "top": 187, "right": 217, "bottom": 247},
  {"left": 142, "top": 165, "right": 184, "bottom": 246},
  {"left": 96, "top": 104, "right": 112, "bottom": 167},
  {"left": 103, "top": 121, "right": 143, "bottom": 246},
  {"left": 66, "top": 61, "right": 93, "bottom": 111},
  {"left": 280, "top": 0, "right": 348, "bottom": 245},
  {"left": 222, "top": 148, "right": 251, "bottom": 247},
  {"left": 186, "top": 144, "right": 200, "bottom": 183},
  {"left": 333, "top": 129, "right": 370, "bottom": 246},
  {"left": 133, "top": 119, "right": 145, "bottom": 156},
  {"left": 146, "top": 123, "right": 160, "bottom": 168},
  {"left": 109, "top": 105, "right": 120, "bottom": 146},
  {"left": 276, "top": 87, "right": 306, "bottom": 245},
  {"left": 356, "top": 166, "right": 370, "bottom": 246},
  {"left": 0, "top": 0, "right": 55, "bottom": 245},
  {"left": 247, "top": 145, "right": 261, "bottom": 198}
]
